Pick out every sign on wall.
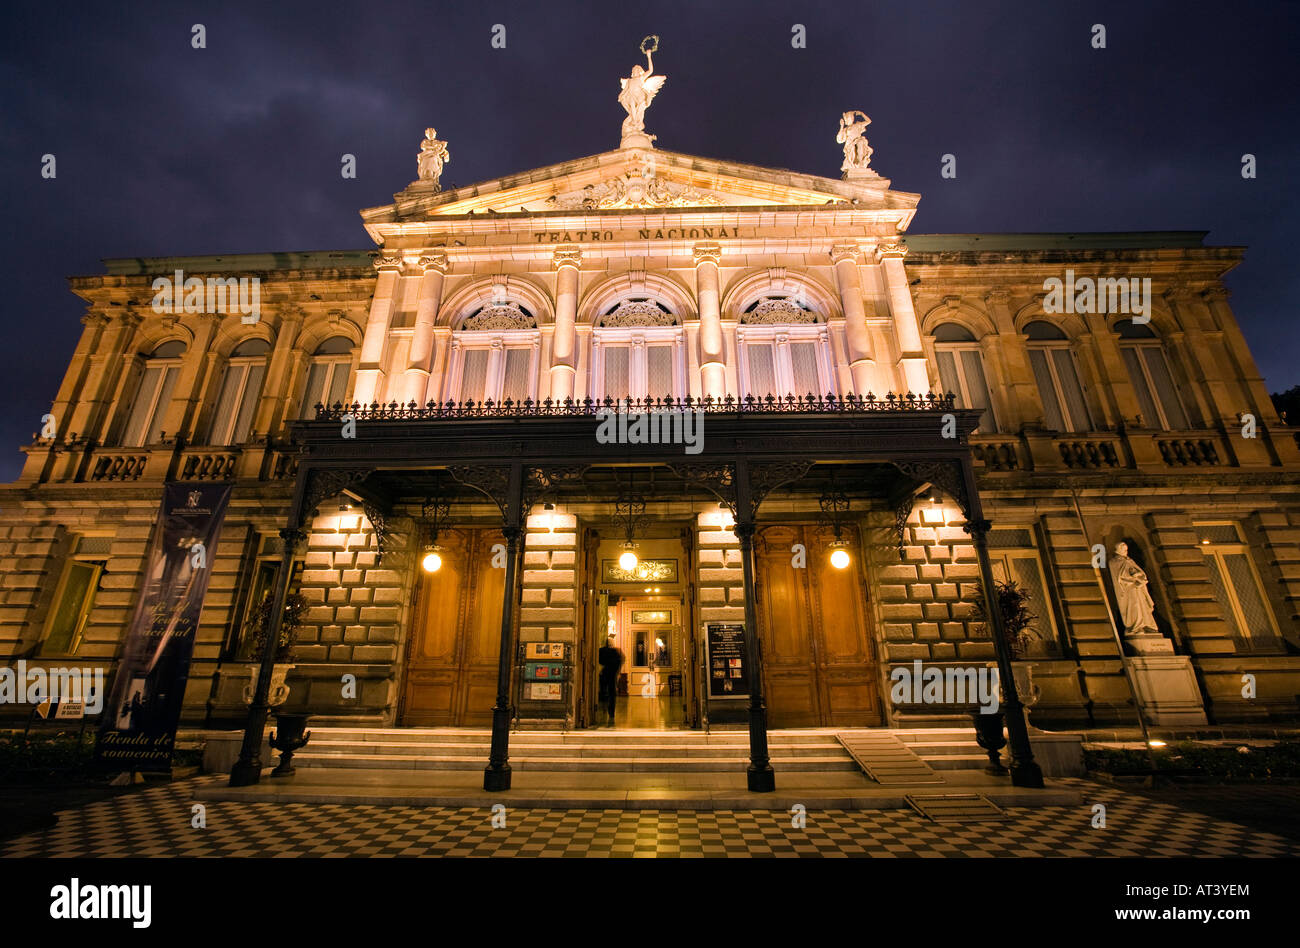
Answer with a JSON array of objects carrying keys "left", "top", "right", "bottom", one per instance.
[
  {"left": 704, "top": 622, "right": 750, "bottom": 699},
  {"left": 95, "top": 483, "right": 232, "bottom": 772}
]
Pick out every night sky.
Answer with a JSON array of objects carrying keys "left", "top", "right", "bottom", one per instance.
[{"left": 3, "top": 0, "right": 1297, "bottom": 482}]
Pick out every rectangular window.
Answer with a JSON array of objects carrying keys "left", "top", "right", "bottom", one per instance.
[
  {"left": 208, "top": 362, "right": 267, "bottom": 446},
  {"left": 1028, "top": 348, "right": 1090, "bottom": 432},
  {"left": 604, "top": 346, "right": 630, "bottom": 401},
  {"left": 123, "top": 364, "right": 180, "bottom": 447},
  {"left": 790, "top": 342, "right": 820, "bottom": 397},
  {"left": 986, "top": 528, "right": 1059, "bottom": 651},
  {"left": 232, "top": 536, "right": 305, "bottom": 660},
  {"left": 461, "top": 348, "right": 489, "bottom": 402},
  {"left": 746, "top": 343, "right": 777, "bottom": 398},
  {"left": 1195, "top": 522, "right": 1280, "bottom": 652},
  {"left": 647, "top": 345, "right": 674, "bottom": 398},
  {"left": 40, "top": 537, "right": 111, "bottom": 656},
  {"left": 1124, "top": 345, "right": 1189, "bottom": 431}
]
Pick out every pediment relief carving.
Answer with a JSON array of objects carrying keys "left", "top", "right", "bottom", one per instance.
[
  {"left": 546, "top": 167, "right": 725, "bottom": 210},
  {"left": 461, "top": 301, "right": 537, "bottom": 331}
]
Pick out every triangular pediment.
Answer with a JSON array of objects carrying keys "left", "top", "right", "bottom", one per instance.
[{"left": 362, "top": 147, "right": 918, "bottom": 227}]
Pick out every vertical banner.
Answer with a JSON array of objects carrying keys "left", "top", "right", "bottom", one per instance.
[{"left": 95, "top": 483, "right": 232, "bottom": 771}]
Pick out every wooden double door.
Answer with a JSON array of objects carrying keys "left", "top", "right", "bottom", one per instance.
[
  {"left": 400, "top": 527, "right": 505, "bottom": 726},
  {"left": 754, "top": 524, "right": 881, "bottom": 727}
]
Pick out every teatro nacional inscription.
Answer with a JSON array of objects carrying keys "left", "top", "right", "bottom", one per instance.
[{"left": 534, "top": 226, "right": 741, "bottom": 244}]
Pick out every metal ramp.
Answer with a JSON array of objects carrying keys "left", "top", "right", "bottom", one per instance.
[
  {"left": 836, "top": 731, "right": 945, "bottom": 785},
  {"left": 904, "top": 793, "right": 1009, "bottom": 822}
]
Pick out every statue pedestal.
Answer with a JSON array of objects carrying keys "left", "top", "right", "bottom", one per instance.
[
  {"left": 1126, "top": 633, "right": 1174, "bottom": 655},
  {"left": 1123, "top": 655, "right": 1208, "bottom": 725},
  {"left": 620, "top": 132, "right": 656, "bottom": 150}
]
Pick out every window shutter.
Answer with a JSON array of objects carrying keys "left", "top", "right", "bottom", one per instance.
[
  {"left": 1122, "top": 347, "right": 1161, "bottom": 429},
  {"left": 936, "top": 351, "right": 962, "bottom": 401},
  {"left": 1051, "top": 349, "right": 1090, "bottom": 432},
  {"left": 502, "top": 347, "right": 531, "bottom": 403},
  {"left": 747, "top": 343, "right": 777, "bottom": 398},
  {"left": 123, "top": 365, "right": 162, "bottom": 447},
  {"left": 1141, "top": 348, "right": 1189, "bottom": 430},
  {"left": 461, "top": 348, "right": 489, "bottom": 402},
  {"left": 209, "top": 366, "right": 245, "bottom": 445},
  {"left": 1028, "top": 350, "right": 1065, "bottom": 431},
  {"left": 960, "top": 349, "right": 996, "bottom": 432},
  {"left": 303, "top": 362, "right": 328, "bottom": 417},
  {"left": 604, "top": 346, "right": 630, "bottom": 401},
  {"left": 326, "top": 361, "right": 350, "bottom": 407},
  {"left": 1009, "top": 555, "right": 1051, "bottom": 641},
  {"left": 1223, "top": 553, "right": 1273, "bottom": 644},
  {"left": 647, "top": 345, "right": 673, "bottom": 398},
  {"left": 790, "top": 342, "right": 820, "bottom": 397},
  {"left": 230, "top": 362, "right": 266, "bottom": 444},
  {"left": 1203, "top": 556, "right": 1246, "bottom": 645}
]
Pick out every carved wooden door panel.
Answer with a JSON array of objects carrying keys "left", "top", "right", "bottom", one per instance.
[
  {"left": 755, "top": 525, "right": 823, "bottom": 727},
  {"left": 400, "top": 528, "right": 504, "bottom": 726},
  {"left": 756, "top": 524, "right": 880, "bottom": 727},
  {"left": 808, "top": 524, "right": 881, "bottom": 726}
]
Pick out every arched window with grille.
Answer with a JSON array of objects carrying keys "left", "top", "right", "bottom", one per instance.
[
  {"left": 1113, "top": 319, "right": 1190, "bottom": 430},
  {"left": 445, "top": 301, "right": 539, "bottom": 405},
  {"left": 121, "top": 340, "right": 186, "bottom": 446},
  {"left": 1023, "top": 320, "right": 1092, "bottom": 432},
  {"left": 931, "top": 323, "right": 996, "bottom": 431},
  {"left": 735, "top": 296, "right": 833, "bottom": 401},
  {"left": 590, "top": 298, "right": 684, "bottom": 401},
  {"left": 207, "top": 338, "right": 270, "bottom": 445},
  {"left": 301, "top": 336, "right": 354, "bottom": 416}
]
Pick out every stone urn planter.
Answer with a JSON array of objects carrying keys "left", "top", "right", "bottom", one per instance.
[
  {"left": 269, "top": 712, "right": 311, "bottom": 777},
  {"left": 242, "top": 663, "right": 295, "bottom": 707},
  {"left": 970, "top": 708, "right": 1009, "bottom": 776}
]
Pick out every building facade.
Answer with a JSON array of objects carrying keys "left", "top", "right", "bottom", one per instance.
[{"left": 4, "top": 112, "right": 1300, "bottom": 741}]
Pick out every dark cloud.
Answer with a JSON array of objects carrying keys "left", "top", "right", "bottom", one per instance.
[{"left": 2, "top": 0, "right": 1296, "bottom": 479}]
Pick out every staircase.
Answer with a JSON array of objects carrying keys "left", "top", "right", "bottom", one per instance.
[{"left": 291, "top": 727, "right": 989, "bottom": 775}]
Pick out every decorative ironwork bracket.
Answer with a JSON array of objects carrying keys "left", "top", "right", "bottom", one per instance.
[
  {"left": 448, "top": 465, "right": 512, "bottom": 519},
  {"left": 889, "top": 458, "right": 972, "bottom": 560},
  {"left": 666, "top": 462, "right": 736, "bottom": 517}
]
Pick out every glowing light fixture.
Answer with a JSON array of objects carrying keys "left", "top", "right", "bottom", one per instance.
[
  {"left": 1148, "top": 739, "right": 1167, "bottom": 748},
  {"left": 420, "top": 489, "right": 451, "bottom": 576},
  {"left": 422, "top": 549, "right": 443, "bottom": 573},
  {"left": 619, "top": 543, "right": 639, "bottom": 572},
  {"left": 829, "top": 541, "right": 851, "bottom": 570}
]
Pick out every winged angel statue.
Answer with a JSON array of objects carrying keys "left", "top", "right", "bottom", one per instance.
[{"left": 619, "top": 36, "right": 667, "bottom": 144}]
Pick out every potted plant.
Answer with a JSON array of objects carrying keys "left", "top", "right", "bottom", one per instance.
[
  {"left": 967, "top": 579, "right": 1041, "bottom": 772},
  {"left": 241, "top": 591, "right": 307, "bottom": 707}
]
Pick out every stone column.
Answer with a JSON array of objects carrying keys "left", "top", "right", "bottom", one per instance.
[
  {"left": 831, "top": 244, "right": 876, "bottom": 396},
  {"left": 402, "top": 252, "right": 448, "bottom": 406},
  {"left": 1163, "top": 284, "right": 1229, "bottom": 427},
  {"left": 982, "top": 290, "right": 1038, "bottom": 430},
  {"left": 877, "top": 239, "right": 930, "bottom": 395},
  {"left": 1202, "top": 287, "right": 1281, "bottom": 424},
  {"left": 163, "top": 311, "right": 225, "bottom": 444},
  {"left": 549, "top": 246, "right": 582, "bottom": 402},
  {"left": 353, "top": 253, "right": 404, "bottom": 406},
  {"left": 257, "top": 305, "right": 303, "bottom": 436},
  {"left": 694, "top": 243, "right": 726, "bottom": 399}
]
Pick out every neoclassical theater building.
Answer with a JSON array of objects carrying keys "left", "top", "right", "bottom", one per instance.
[{"left": 4, "top": 65, "right": 1299, "bottom": 751}]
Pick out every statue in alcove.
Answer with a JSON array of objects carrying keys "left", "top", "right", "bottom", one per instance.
[{"left": 1109, "top": 541, "right": 1160, "bottom": 637}]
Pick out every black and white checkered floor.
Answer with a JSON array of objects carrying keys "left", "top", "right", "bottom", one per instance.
[{"left": 3, "top": 776, "right": 1296, "bottom": 857}]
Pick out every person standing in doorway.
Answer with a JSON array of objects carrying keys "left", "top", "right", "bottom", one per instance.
[{"left": 597, "top": 635, "right": 624, "bottom": 726}]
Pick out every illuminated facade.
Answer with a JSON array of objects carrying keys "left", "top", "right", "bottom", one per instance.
[{"left": 4, "top": 123, "right": 1300, "bottom": 747}]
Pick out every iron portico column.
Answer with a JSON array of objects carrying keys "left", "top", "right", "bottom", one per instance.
[
  {"left": 230, "top": 525, "right": 306, "bottom": 787},
  {"left": 733, "top": 458, "right": 775, "bottom": 792},
  {"left": 484, "top": 462, "right": 525, "bottom": 791},
  {"left": 959, "top": 457, "right": 1044, "bottom": 789}
]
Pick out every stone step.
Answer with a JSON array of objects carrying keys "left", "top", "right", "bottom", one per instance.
[
  {"left": 302, "top": 740, "right": 842, "bottom": 759},
  {"left": 294, "top": 753, "right": 860, "bottom": 773}
]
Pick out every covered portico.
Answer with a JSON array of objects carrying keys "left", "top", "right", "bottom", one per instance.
[{"left": 228, "top": 394, "right": 1044, "bottom": 791}]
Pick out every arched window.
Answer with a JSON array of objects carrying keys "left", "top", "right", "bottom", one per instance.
[
  {"left": 446, "top": 301, "right": 539, "bottom": 404},
  {"left": 736, "top": 296, "right": 832, "bottom": 400},
  {"left": 1024, "top": 320, "right": 1091, "bottom": 432},
  {"left": 1113, "top": 319, "right": 1189, "bottom": 430},
  {"left": 932, "top": 323, "right": 996, "bottom": 431},
  {"left": 207, "top": 338, "right": 270, "bottom": 445},
  {"left": 121, "top": 340, "right": 186, "bottom": 446},
  {"left": 590, "top": 299, "right": 683, "bottom": 401},
  {"left": 302, "top": 336, "right": 354, "bottom": 417}
]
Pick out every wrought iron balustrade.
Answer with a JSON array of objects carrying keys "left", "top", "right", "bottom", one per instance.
[{"left": 312, "top": 391, "right": 959, "bottom": 422}]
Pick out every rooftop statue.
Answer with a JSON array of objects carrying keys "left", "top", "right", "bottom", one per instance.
[
  {"left": 619, "top": 36, "right": 667, "bottom": 148},
  {"left": 837, "top": 110, "right": 876, "bottom": 176},
  {"left": 416, "top": 127, "right": 450, "bottom": 190}
]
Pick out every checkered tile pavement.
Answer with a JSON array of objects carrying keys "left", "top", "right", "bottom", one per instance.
[{"left": 3, "top": 776, "right": 1296, "bottom": 857}]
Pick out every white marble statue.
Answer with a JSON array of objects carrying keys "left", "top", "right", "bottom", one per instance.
[
  {"left": 619, "top": 36, "right": 667, "bottom": 144},
  {"left": 417, "top": 127, "right": 450, "bottom": 188},
  {"left": 1109, "top": 541, "right": 1160, "bottom": 636},
  {"left": 837, "top": 110, "right": 874, "bottom": 173}
]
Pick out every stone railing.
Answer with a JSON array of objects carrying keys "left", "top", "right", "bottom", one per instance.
[
  {"left": 88, "top": 452, "right": 149, "bottom": 481},
  {"left": 177, "top": 450, "right": 239, "bottom": 480},
  {"left": 970, "top": 436, "right": 1022, "bottom": 472},
  {"left": 1056, "top": 436, "right": 1123, "bottom": 470},
  {"left": 1156, "top": 436, "right": 1221, "bottom": 466}
]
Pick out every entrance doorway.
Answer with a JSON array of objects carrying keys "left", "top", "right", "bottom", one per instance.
[
  {"left": 579, "top": 525, "right": 698, "bottom": 729},
  {"left": 755, "top": 523, "right": 882, "bottom": 727},
  {"left": 399, "top": 526, "right": 504, "bottom": 726}
]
